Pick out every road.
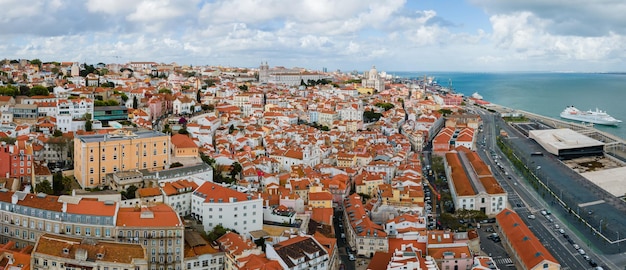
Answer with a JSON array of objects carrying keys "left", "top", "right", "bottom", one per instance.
[
  {"left": 476, "top": 109, "right": 618, "bottom": 269},
  {"left": 334, "top": 208, "right": 355, "bottom": 270}
]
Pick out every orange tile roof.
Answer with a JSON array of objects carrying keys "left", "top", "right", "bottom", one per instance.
[
  {"left": 308, "top": 191, "right": 333, "bottom": 201},
  {"left": 310, "top": 208, "right": 333, "bottom": 225},
  {"left": 66, "top": 198, "right": 117, "bottom": 216},
  {"left": 217, "top": 232, "right": 257, "bottom": 257},
  {"left": 194, "top": 181, "right": 253, "bottom": 203},
  {"left": 34, "top": 234, "right": 145, "bottom": 264},
  {"left": 138, "top": 187, "right": 162, "bottom": 197},
  {"left": 427, "top": 245, "right": 471, "bottom": 260},
  {"left": 496, "top": 209, "right": 560, "bottom": 268},
  {"left": 238, "top": 253, "right": 283, "bottom": 270},
  {"left": 116, "top": 204, "right": 182, "bottom": 227},
  {"left": 171, "top": 133, "right": 197, "bottom": 148},
  {"left": 163, "top": 179, "right": 198, "bottom": 196}
]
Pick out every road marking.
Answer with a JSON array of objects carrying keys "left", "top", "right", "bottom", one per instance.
[
  {"left": 577, "top": 200, "right": 605, "bottom": 207},
  {"left": 495, "top": 258, "right": 513, "bottom": 265}
]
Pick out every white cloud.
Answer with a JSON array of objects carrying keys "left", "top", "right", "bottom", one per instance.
[{"left": 0, "top": 0, "right": 625, "bottom": 72}]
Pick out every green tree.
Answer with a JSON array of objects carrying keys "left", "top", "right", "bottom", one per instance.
[
  {"left": 238, "top": 85, "right": 248, "bottom": 91},
  {"left": 53, "top": 129, "right": 63, "bottom": 137},
  {"left": 375, "top": 102, "right": 395, "bottom": 111},
  {"left": 35, "top": 180, "right": 54, "bottom": 195},
  {"left": 200, "top": 152, "right": 216, "bottom": 167},
  {"left": 230, "top": 162, "right": 242, "bottom": 180},
  {"left": 29, "top": 85, "right": 49, "bottom": 96},
  {"left": 158, "top": 88, "right": 172, "bottom": 94},
  {"left": 105, "top": 100, "right": 119, "bottom": 106},
  {"left": 30, "top": 59, "right": 42, "bottom": 68},
  {"left": 207, "top": 224, "right": 229, "bottom": 242},
  {"left": 85, "top": 119, "right": 93, "bottom": 131},
  {"left": 196, "top": 90, "right": 202, "bottom": 102},
  {"left": 120, "top": 93, "right": 129, "bottom": 102},
  {"left": 132, "top": 96, "right": 138, "bottom": 109},
  {"left": 177, "top": 128, "right": 189, "bottom": 135},
  {"left": 84, "top": 113, "right": 93, "bottom": 131},
  {"left": 124, "top": 185, "right": 138, "bottom": 199},
  {"left": 438, "top": 108, "right": 453, "bottom": 116}
]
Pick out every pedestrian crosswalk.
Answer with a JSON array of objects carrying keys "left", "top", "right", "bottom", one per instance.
[{"left": 494, "top": 257, "right": 513, "bottom": 265}]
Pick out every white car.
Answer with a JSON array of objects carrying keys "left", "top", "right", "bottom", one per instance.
[
  {"left": 558, "top": 229, "right": 565, "bottom": 234},
  {"left": 348, "top": 254, "right": 356, "bottom": 261},
  {"left": 573, "top": 244, "right": 580, "bottom": 250},
  {"left": 554, "top": 224, "right": 560, "bottom": 229},
  {"left": 578, "top": 249, "right": 586, "bottom": 255}
]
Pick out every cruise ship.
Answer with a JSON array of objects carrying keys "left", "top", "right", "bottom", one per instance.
[
  {"left": 560, "top": 106, "right": 622, "bottom": 126},
  {"left": 471, "top": 92, "right": 483, "bottom": 100}
]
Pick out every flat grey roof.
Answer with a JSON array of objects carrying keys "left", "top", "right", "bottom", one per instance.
[
  {"left": 77, "top": 129, "right": 167, "bottom": 143},
  {"left": 529, "top": 128, "right": 604, "bottom": 155},
  {"left": 581, "top": 167, "right": 626, "bottom": 197}
]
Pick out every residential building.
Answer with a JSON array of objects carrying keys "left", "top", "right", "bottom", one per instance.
[
  {"left": 93, "top": 106, "right": 129, "bottom": 126},
  {"left": 11, "top": 104, "right": 37, "bottom": 119},
  {"left": 384, "top": 214, "right": 426, "bottom": 236},
  {"left": 74, "top": 129, "right": 170, "bottom": 188},
  {"left": 0, "top": 241, "right": 30, "bottom": 270},
  {"left": 183, "top": 230, "right": 224, "bottom": 270},
  {"left": 216, "top": 232, "right": 264, "bottom": 270},
  {"left": 343, "top": 194, "right": 388, "bottom": 258},
  {"left": 0, "top": 191, "right": 118, "bottom": 249},
  {"left": 171, "top": 134, "right": 198, "bottom": 158},
  {"left": 0, "top": 141, "right": 34, "bottom": 183},
  {"left": 173, "top": 96, "right": 196, "bottom": 115},
  {"left": 115, "top": 204, "right": 184, "bottom": 270},
  {"left": 162, "top": 179, "right": 198, "bottom": 217},
  {"left": 191, "top": 182, "right": 263, "bottom": 236},
  {"left": 32, "top": 233, "right": 148, "bottom": 270},
  {"left": 496, "top": 209, "right": 561, "bottom": 270},
  {"left": 444, "top": 147, "right": 507, "bottom": 216},
  {"left": 265, "top": 235, "right": 330, "bottom": 270}
]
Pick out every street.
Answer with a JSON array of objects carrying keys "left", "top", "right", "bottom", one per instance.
[{"left": 476, "top": 107, "right": 623, "bottom": 269}]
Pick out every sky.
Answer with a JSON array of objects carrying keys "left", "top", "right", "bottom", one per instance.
[{"left": 2, "top": 0, "right": 626, "bottom": 72}]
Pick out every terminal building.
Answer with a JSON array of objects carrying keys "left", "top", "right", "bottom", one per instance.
[{"left": 528, "top": 128, "right": 605, "bottom": 158}]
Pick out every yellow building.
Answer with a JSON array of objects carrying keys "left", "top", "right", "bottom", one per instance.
[
  {"left": 74, "top": 129, "right": 170, "bottom": 188},
  {"left": 308, "top": 191, "right": 333, "bottom": 208},
  {"left": 356, "top": 87, "right": 375, "bottom": 95},
  {"left": 354, "top": 172, "right": 385, "bottom": 197}
]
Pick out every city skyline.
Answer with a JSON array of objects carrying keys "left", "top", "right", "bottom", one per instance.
[{"left": 2, "top": 0, "right": 626, "bottom": 72}]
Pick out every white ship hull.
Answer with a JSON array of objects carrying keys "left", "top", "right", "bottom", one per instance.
[{"left": 560, "top": 106, "right": 622, "bottom": 126}]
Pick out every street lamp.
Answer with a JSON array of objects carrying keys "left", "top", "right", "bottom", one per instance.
[{"left": 600, "top": 219, "right": 603, "bottom": 234}]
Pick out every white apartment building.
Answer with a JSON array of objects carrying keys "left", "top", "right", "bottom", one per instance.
[
  {"left": 57, "top": 98, "right": 94, "bottom": 119},
  {"left": 191, "top": 182, "right": 263, "bottom": 236},
  {"left": 444, "top": 148, "right": 507, "bottom": 216},
  {"left": 162, "top": 179, "right": 198, "bottom": 217}
]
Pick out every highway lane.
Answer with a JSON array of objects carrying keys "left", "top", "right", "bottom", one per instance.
[{"left": 476, "top": 109, "right": 591, "bottom": 270}]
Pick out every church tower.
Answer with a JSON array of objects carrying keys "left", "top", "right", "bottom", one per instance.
[{"left": 259, "top": 62, "right": 269, "bottom": 83}]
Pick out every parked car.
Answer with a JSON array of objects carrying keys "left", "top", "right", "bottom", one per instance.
[
  {"left": 558, "top": 229, "right": 565, "bottom": 234},
  {"left": 573, "top": 244, "right": 580, "bottom": 250},
  {"left": 348, "top": 254, "right": 356, "bottom": 261},
  {"left": 528, "top": 215, "right": 536, "bottom": 219},
  {"left": 578, "top": 249, "right": 586, "bottom": 255}
]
